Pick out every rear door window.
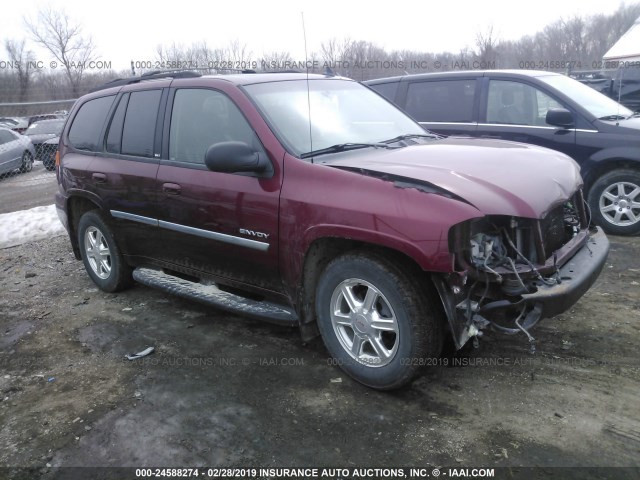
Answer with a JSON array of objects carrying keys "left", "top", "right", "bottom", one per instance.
[
  {"left": 106, "top": 93, "right": 129, "bottom": 154},
  {"left": 121, "top": 90, "right": 162, "bottom": 157},
  {"left": 405, "top": 80, "right": 475, "bottom": 122}
]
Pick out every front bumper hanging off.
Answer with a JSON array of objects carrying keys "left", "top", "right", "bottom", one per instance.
[{"left": 434, "top": 227, "right": 610, "bottom": 349}]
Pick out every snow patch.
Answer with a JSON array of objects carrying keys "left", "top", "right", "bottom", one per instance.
[{"left": 0, "top": 204, "right": 65, "bottom": 249}]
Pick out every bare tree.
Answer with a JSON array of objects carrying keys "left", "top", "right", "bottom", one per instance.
[
  {"left": 155, "top": 42, "right": 199, "bottom": 70},
  {"left": 4, "top": 39, "right": 35, "bottom": 102},
  {"left": 563, "top": 16, "right": 588, "bottom": 61},
  {"left": 320, "top": 37, "right": 353, "bottom": 70},
  {"left": 24, "top": 6, "right": 97, "bottom": 96},
  {"left": 474, "top": 25, "right": 499, "bottom": 65},
  {"left": 260, "top": 51, "right": 293, "bottom": 71},
  {"left": 225, "top": 39, "right": 252, "bottom": 67}
]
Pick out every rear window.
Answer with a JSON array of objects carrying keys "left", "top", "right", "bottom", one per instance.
[
  {"left": 68, "top": 95, "right": 116, "bottom": 151},
  {"left": 26, "top": 120, "right": 64, "bottom": 135},
  {"left": 0, "top": 130, "right": 14, "bottom": 145},
  {"left": 369, "top": 82, "right": 399, "bottom": 102},
  {"left": 405, "top": 80, "right": 476, "bottom": 122}
]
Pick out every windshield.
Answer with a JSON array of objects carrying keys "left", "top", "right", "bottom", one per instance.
[
  {"left": 244, "top": 79, "right": 427, "bottom": 157},
  {"left": 26, "top": 120, "right": 64, "bottom": 135},
  {"left": 538, "top": 74, "right": 632, "bottom": 119}
]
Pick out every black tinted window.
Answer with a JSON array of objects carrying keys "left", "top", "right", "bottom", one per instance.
[
  {"left": 169, "top": 89, "right": 259, "bottom": 164},
  {"left": 369, "top": 82, "right": 399, "bottom": 102},
  {"left": 68, "top": 95, "right": 116, "bottom": 151},
  {"left": 405, "top": 80, "right": 475, "bottom": 122},
  {"left": 106, "top": 93, "right": 129, "bottom": 154},
  {"left": 121, "top": 90, "right": 161, "bottom": 157}
]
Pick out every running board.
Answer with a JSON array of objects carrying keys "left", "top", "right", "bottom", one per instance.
[{"left": 132, "top": 268, "right": 298, "bottom": 326}]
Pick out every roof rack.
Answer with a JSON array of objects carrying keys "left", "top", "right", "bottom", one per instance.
[
  {"left": 89, "top": 69, "right": 202, "bottom": 92},
  {"left": 89, "top": 68, "right": 307, "bottom": 93}
]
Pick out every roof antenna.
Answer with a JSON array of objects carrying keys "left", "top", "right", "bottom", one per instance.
[{"left": 302, "top": 12, "right": 313, "bottom": 163}]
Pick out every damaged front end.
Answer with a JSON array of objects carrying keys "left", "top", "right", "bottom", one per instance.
[{"left": 434, "top": 189, "right": 609, "bottom": 351}]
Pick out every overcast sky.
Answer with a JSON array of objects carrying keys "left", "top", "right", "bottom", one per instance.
[{"left": 0, "top": 0, "right": 633, "bottom": 71}]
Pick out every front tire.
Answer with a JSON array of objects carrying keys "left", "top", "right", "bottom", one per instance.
[
  {"left": 315, "top": 252, "right": 443, "bottom": 390},
  {"left": 77, "top": 211, "right": 133, "bottom": 292},
  {"left": 588, "top": 169, "right": 640, "bottom": 236},
  {"left": 20, "top": 151, "right": 33, "bottom": 173}
]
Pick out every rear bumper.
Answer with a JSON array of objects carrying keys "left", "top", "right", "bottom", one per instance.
[
  {"left": 54, "top": 192, "right": 68, "bottom": 232},
  {"left": 521, "top": 227, "right": 609, "bottom": 318}
]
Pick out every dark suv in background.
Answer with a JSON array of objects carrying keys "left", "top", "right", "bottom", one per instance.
[
  {"left": 55, "top": 70, "right": 608, "bottom": 389},
  {"left": 572, "top": 65, "right": 640, "bottom": 112},
  {"left": 366, "top": 70, "right": 640, "bottom": 235}
]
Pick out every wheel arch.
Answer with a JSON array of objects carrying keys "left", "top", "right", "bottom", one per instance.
[
  {"left": 295, "top": 236, "right": 443, "bottom": 342},
  {"left": 65, "top": 193, "right": 105, "bottom": 259},
  {"left": 582, "top": 155, "right": 640, "bottom": 194}
]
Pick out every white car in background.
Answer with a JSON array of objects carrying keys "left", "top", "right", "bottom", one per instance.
[{"left": 0, "top": 127, "right": 35, "bottom": 177}]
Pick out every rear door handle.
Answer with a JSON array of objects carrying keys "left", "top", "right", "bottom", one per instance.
[
  {"left": 162, "top": 183, "right": 181, "bottom": 195},
  {"left": 92, "top": 173, "right": 107, "bottom": 183}
]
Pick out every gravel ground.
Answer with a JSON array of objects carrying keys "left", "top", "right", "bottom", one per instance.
[{"left": 0, "top": 234, "right": 638, "bottom": 480}]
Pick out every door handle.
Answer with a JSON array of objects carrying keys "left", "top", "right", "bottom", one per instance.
[
  {"left": 92, "top": 173, "right": 107, "bottom": 183},
  {"left": 162, "top": 183, "right": 181, "bottom": 195}
]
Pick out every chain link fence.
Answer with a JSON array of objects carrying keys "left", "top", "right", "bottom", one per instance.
[{"left": 0, "top": 98, "right": 75, "bottom": 180}]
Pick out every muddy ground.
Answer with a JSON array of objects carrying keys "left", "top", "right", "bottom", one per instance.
[{"left": 0, "top": 234, "right": 638, "bottom": 479}]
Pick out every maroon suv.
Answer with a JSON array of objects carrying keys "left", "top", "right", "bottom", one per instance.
[{"left": 55, "top": 71, "right": 609, "bottom": 389}]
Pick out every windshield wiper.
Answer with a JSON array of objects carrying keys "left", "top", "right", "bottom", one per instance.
[
  {"left": 300, "top": 143, "right": 394, "bottom": 159},
  {"left": 598, "top": 114, "right": 628, "bottom": 121},
  {"left": 382, "top": 133, "right": 441, "bottom": 144}
]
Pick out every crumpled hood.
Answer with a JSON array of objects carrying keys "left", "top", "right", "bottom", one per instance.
[{"left": 328, "top": 137, "right": 583, "bottom": 218}]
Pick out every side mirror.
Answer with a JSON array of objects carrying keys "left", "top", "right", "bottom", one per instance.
[
  {"left": 546, "top": 108, "right": 574, "bottom": 128},
  {"left": 204, "top": 141, "right": 271, "bottom": 176}
]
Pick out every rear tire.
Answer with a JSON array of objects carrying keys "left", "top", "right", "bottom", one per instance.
[
  {"left": 77, "top": 211, "right": 133, "bottom": 292},
  {"left": 20, "top": 151, "right": 33, "bottom": 173},
  {"left": 43, "top": 157, "right": 56, "bottom": 171},
  {"left": 315, "top": 252, "right": 443, "bottom": 390},
  {"left": 588, "top": 169, "right": 640, "bottom": 236}
]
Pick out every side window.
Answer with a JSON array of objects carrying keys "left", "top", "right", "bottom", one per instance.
[
  {"left": 106, "top": 93, "right": 129, "bottom": 154},
  {"left": 0, "top": 130, "right": 12, "bottom": 145},
  {"left": 534, "top": 90, "right": 563, "bottom": 124},
  {"left": 121, "top": 90, "right": 162, "bottom": 157},
  {"left": 370, "top": 82, "right": 399, "bottom": 102},
  {"left": 68, "top": 95, "right": 116, "bottom": 151},
  {"left": 487, "top": 80, "right": 564, "bottom": 126},
  {"left": 169, "top": 89, "right": 260, "bottom": 165},
  {"left": 405, "top": 80, "right": 475, "bottom": 122}
]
